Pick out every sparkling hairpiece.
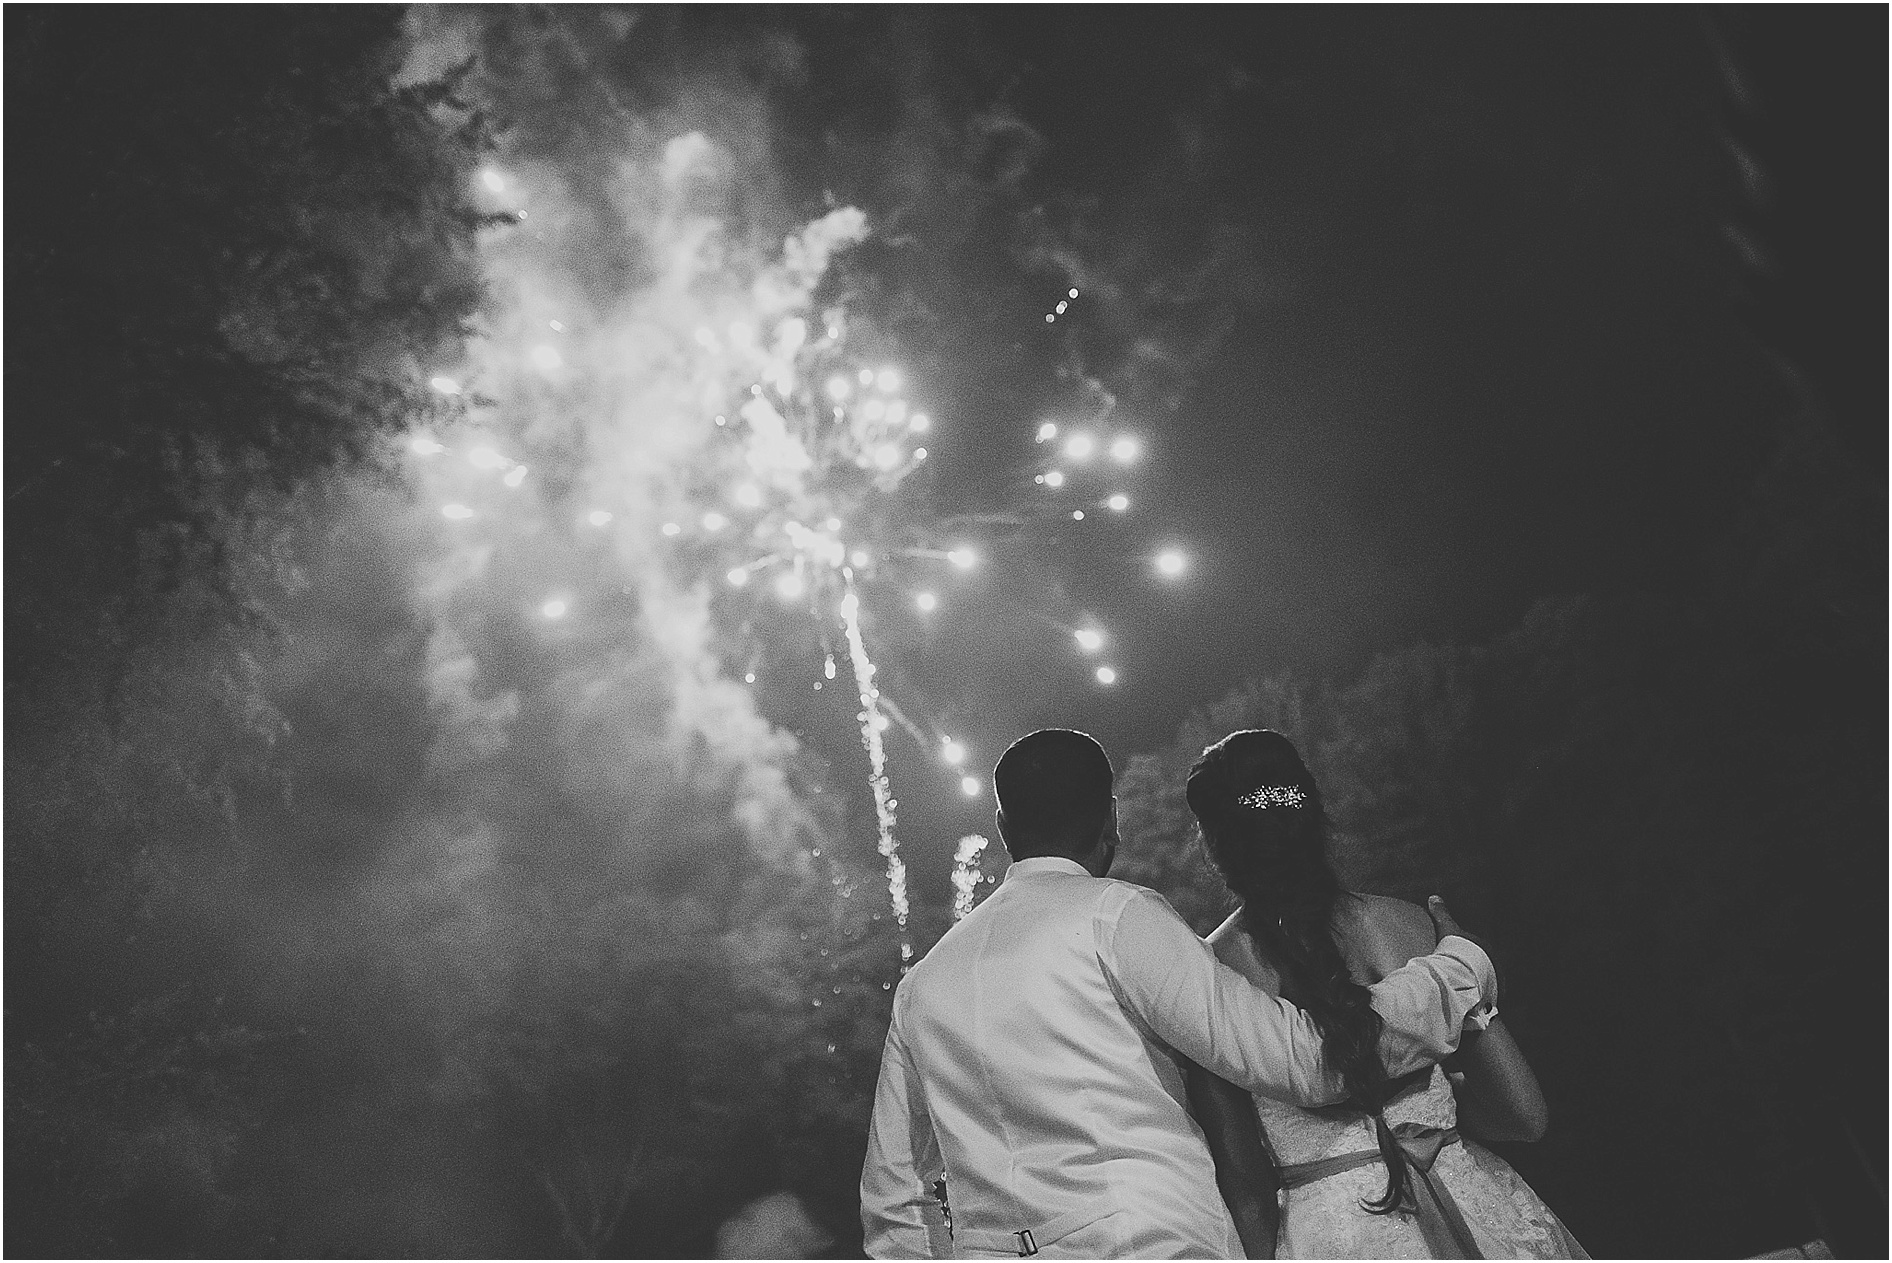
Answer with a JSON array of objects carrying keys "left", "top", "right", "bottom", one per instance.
[{"left": 1236, "top": 785, "right": 1307, "bottom": 810}]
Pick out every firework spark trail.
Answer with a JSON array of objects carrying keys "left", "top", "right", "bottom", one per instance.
[
  {"left": 950, "top": 834, "right": 990, "bottom": 922},
  {"left": 838, "top": 580, "right": 909, "bottom": 964}
]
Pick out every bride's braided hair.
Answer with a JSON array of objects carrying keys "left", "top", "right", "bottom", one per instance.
[{"left": 1185, "top": 729, "right": 1410, "bottom": 1215}]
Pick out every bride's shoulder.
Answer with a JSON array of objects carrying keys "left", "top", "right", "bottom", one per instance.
[{"left": 1336, "top": 893, "right": 1437, "bottom": 974}]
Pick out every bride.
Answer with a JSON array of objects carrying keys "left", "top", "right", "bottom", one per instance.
[{"left": 1183, "top": 729, "right": 1587, "bottom": 1259}]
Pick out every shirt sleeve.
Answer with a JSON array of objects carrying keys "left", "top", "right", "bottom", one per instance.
[
  {"left": 1098, "top": 887, "right": 1497, "bottom": 1108},
  {"left": 859, "top": 1006, "right": 952, "bottom": 1259}
]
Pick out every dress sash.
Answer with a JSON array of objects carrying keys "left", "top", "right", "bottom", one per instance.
[{"left": 1276, "top": 1119, "right": 1484, "bottom": 1259}]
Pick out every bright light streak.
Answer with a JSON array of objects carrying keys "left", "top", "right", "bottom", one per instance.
[
  {"left": 942, "top": 740, "right": 966, "bottom": 765},
  {"left": 587, "top": 510, "right": 613, "bottom": 526},
  {"left": 1044, "top": 470, "right": 1065, "bottom": 488},
  {"left": 661, "top": 522, "right": 681, "bottom": 537},
  {"left": 429, "top": 375, "right": 462, "bottom": 396},
  {"left": 479, "top": 169, "right": 505, "bottom": 192},
  {"left": 733, "top": 484, "right": 763, "bottom": 508},
  {"left": 541, "top": 599, "right": 568, "bottom": 619},
  {"left": 775, "top": 572, "right": 805, "bottom": 600},
  {"left": 910, "top": 413, "right": 931, "bottom": 433},
  {"left": 410, "top": 436, "right": 444, "bottom": 455},
  {"left": 726, "top": 568, "right": 750, "bottom": 588},
  {"left": 1035, "top": 422, "right": 1058, "bottom": 443},
  {"left": 441, "top": 504, "right": 473, "bottom": 520},
  {"left": 873, "top": 444, "right": 902, "bottom": 470},
  {"left": 952, "top": 834, "right": 990, "bottom": 920},
  {"left": 1156, "top": 550, "right": 1188, "bottom": 577},
  {"left": 1064, "top": 433, "right": 1094, "bottom": 460},
  {"left": 1095, "top": 666, "right": 1117, "bottom": 685},
  {"left": 876, "top": 367, "right": 900, "bottom": 392},
  {"left": 531, "top": 345, "right": 562, "bottom": 370},
  {"left": 959, "top": 775, "right": 981, "bottom": 797},
  {"left": 1107, "top": 493, "right": 1129, "bottom": 512},
  {"left": 826, "top": 375, "right": 851, "bottom": 401},
  {"left": 503, "top": 466, "right": 528, "bottom": 488},
  {"left": 1074, "top": 629, "right": 1104, "bottom": 652},
  {"left": 915, "top": 592, "right": 938, "bottom": 612},
  {"left": 947, "top": 548, "right": 976, "bottom": 570},
  {"left": 1110, "top": 436, "right": 1140, "bottom": 463},
  {"left": 701, "top": 511, "right": 727, "bottom": 531}
]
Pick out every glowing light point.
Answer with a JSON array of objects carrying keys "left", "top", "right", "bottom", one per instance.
[
  {"left": 871, "top": 714, "right": 890, "bottom": 733},
  {"left": 886, "top": 400, "right": 908, "bottom": 425},
  {"left": 531, "top": 345, "right": 562, "bottom": 370},
  {"left": 503, "top": 466, "right": 528, "bottom": 488},
  {"left": 875, "top": 368, "right": 900, "bottom": 392},
  {"left": 1036, "top": 422, "right": 1058, "bottom": 443},
  {"left": 858, "top": 368, "right": 874, "bottom": 386},
  {"left": 1156, "top": 550, "right": 1188, "bottom": 577},
  {"left": 1107, "top": 493, "right": 1130, "bottom": 512},
  {"left": 1069, "top": 288, "right": 1079, "bottom": 298},
  {"left": 409, "top": 436, "right": 444, "bottom": 455},
  {"left": 947, "top": 548, "right": 976, "bottom": 570},
  {"left": 1072, "top": 510, "right": 1086, "bottom": 521},
  {"left": 468, "top": 446, "right": 508, "bottom": 470},
  {"left": 726, "top": 568, "right": 750, "bottom": 588},
  {"left": 912, "top": 448, "right": 928, "bottom": 461},
  {"left": 910, "top": 413, "right": 931, "bottom": 433},
  {"left": 960, "top": 775, "right": 982, "bottom": 797},
  {"left": 775, "top": 572, "right": 805, "bottom": 600},
  {"left": 660, "top": 522, "right": 681, "bottom": 537},
  {"left": 1110, "top": 436, "right": 1141, "bottom": 464},
  {"left": 441, "top": 503, "right": 473, "bottom": 520},
  {"left": 849, "top": 549, "right": 871, "bottom": 568},
  {"left": 1074, "top": 629, "right": 1104, "bottom": 652},
  {"left": 701, "top": 511, "right": 728, "bottom": 532},
  {"left": 1056, "top": 301, "right": 1068, "bottom": 314},
  {"left": 825, "top": 517, "right": 843, "bottom": 532},
  {"left": 744, "top": 671, "right": 756, "bottom": 684},
  {"left": 733, "top": 484, "right": 763, "bottom": 509},
  {"left": 942, "top": 740, "right": 966, "bottom": 765},
  {"left": 549, "top": 320, "right": 565, "bottom": 332},
  {"left": 429, "top": 375, "right": 462, "bottom": 396},
  {"left": 479, "top": 169, "right": 505, "bottom": 193},
  {"left": 1064, "top": 433, "right": 1094, "bottom": 461},
  {"left": 541, "top": 599, "right": 568, "bottom": 619},
  {"left": 1044, "top": 470, "right": 1066, "bottom": 489},
  {"left": 915, "top": 592, "right": 938, "bottom": 613},
  {"left": 864, "top": 398, "right": 886, "bottom": 421},
  {"left": 1096, "top": 666, "right": 1118, "bottom": 685},
  {"left": 826, "top": 375, "right": 851, "bottom": 401},
  {"left": 873, "top": 444, "right": 903, "bottom": 470},
  {"left": 587, "top": 510, "right": 613, "bottom": 526},
  {"left": 1045, "top": 314, "right": 1056, "bottom": 323}
]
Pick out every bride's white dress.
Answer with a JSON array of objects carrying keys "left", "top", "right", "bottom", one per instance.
[
  {"left": 1255, "top": 1063, "right": 1588, "bottom": 1258},
  {"left": 1212, "top": 908, "right": 1586, "bottom": 1259}
]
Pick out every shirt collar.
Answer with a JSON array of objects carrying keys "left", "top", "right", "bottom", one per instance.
[{"left": 1003, "top": 855, "right": 1091, "bottom": 882}]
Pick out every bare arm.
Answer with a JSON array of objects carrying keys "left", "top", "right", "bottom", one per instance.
[
  {"left": 1185, "top": 1063, "right": 1280, "bottom": 1259},
  {"left": 1445, "top": 1019, "right": 1549, "bottom": 1142}
]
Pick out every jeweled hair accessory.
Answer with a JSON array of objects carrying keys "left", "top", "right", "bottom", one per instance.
[{"left": 1237, "top": 785, "right": 1307, "bottom": 810}]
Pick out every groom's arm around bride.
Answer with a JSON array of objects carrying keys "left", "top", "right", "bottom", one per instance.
[{"left": 860, "top": 730, "right": 1497, "bottom": 1260}]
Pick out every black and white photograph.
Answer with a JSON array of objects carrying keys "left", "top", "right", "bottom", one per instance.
[{"left": 7, "top": 5, "right": 1884, "bottom": 1259}]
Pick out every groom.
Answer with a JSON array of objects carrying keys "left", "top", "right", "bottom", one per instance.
[{"left": 860, "top": 728, "right": 1496, "bottom": 1259}]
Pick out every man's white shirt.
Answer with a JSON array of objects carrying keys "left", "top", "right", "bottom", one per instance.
[{"left": 860, "top": 856, "right": 1497, "bottom": 1259}]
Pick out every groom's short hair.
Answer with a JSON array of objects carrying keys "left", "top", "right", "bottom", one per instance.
[{"left": 993, "top": 729, "right": 1114, "bottom": 858}]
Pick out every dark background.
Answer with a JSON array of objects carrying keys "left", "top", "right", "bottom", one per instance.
[{"left": 7, "top": 5, "right": 1883, "bottom": 1258}]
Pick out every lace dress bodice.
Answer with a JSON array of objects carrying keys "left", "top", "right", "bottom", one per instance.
[{"left": 1211, "top": 904, "right": 1588, "bottom": 1259}]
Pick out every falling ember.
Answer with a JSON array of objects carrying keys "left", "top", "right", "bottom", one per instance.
[
  {"left": 1107, "top": 493, "right": 1129, "bottom": 512},
  {"left": 951, "top": 834, "right": 990, "bottom": 921},
  {"left": 839, "top": 585, "right": 910, "bottom": 964},
  {"left": 429, "top": 375, "right": 462, "bottom": 396},
  {"left": 1156, "top": 549, "right": 1187, "bottom": 577},
  {"left": 1095, "top": 666, "right": 1117, "bottom": 685}
]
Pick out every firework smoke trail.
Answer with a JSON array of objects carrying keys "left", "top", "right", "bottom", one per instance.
[{"left": 838, "top": 582, "right": 909, "bottom": 963}]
